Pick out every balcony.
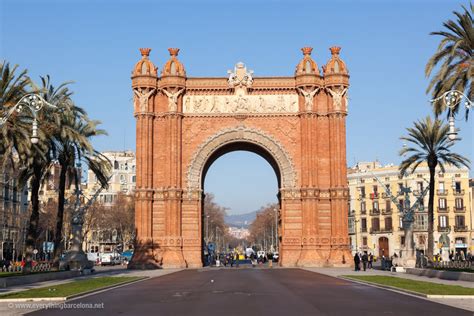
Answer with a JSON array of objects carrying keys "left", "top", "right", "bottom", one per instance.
[
  {"left": 360, "top": 209, "right": 367, "bottom": 215},
  {"left": 454, "top": 206, "right": 466, "bottom": 213},
  {"left": 381, "top": 192, "right": 390, "bottom": 199},
  {"left": 437, "top": 189, "right": 448, "bottom": 196},
  {"left": 358, "top": 194, "right": 366, "bottom": 200},
  {"left": 380, "top": 227, "right": 393, "bottom": 233},
  {"left": 437, "top": 207, "right": 449, "bottom": 213},
  {"left": 369, "top": 209, "right": 380, "bottom": 216},
  {"left": 437, "top": 226, "right": 450, "bottom": 232},
  {"left": 454, "top": 225, "right": 468, "bottom": 232},
  {"left": 382, "top": 208, "right": 392, "bottom": 215},
  {"left": 413, "top": 190, "right": 422, "bottom": 196},
  {"left": 369, "top": 193, "right": 379, "bottom": 200},
  {"left": 453, "top": 189, "right": 465, "bottom": 196},
  {"left": 370, "top": 227, "right": 381, "bottom": 234}
]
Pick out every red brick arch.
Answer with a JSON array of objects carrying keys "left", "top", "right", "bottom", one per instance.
[{"left": 129, "top": 47, "right": 352, "bottom": 268}]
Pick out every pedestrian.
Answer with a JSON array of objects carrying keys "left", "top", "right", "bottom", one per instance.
[
  {"left": 354, "top": 253, "right": 360, "bottom": 271},
  {"left": 234, "top": 252, "right": 239, "bottom": 268},
  {"left": 368, "top": 253, "right": 373, "bottom": 269},
  {"left": 362, "top": 252, "right": 368, "bottom": 271}
]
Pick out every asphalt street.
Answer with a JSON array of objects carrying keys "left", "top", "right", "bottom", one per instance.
[{"left": 31, "top": 268, "right": 471, "bottom": 316}]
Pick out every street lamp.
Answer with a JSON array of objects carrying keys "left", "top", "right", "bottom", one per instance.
[
  {"left": 430, "top": 90, "right": 473, "bottom": 141},
  {"left": 0, "top": 93, "right": 55, "bottom": 144}
]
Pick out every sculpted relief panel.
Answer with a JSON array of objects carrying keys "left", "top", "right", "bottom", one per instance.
[{"left": 183, "top": 94, "right": 298, "bottom": 114}]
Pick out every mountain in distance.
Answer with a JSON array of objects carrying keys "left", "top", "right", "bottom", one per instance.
[{"left": 225, "top": 211, "right": 257, "bottom": 228}]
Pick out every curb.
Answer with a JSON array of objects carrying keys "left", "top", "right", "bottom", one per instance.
[
  {"left": 339, "top": 276, "right": 474, "bottom": 299},
  {"left": 0, "top": 277, "right": 148, "bottom": 303}
]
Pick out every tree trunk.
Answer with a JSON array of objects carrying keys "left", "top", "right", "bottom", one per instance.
[
  {"left": 427, "top": 166, "right": 436, "bottom": 260},
  {"left": 52, "top": 162, "right": 67, "bottom": 269},
  {"left": 23, "top": 165, "right": 42, "bottom": 274}
]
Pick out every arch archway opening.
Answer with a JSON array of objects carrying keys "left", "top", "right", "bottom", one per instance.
[{"left": 200, "top": 142, "right": 282, "bottom": 267}]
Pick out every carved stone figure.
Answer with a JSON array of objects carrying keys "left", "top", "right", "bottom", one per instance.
[
  {"left": 162, "top": 88, "right": 184, "bottom": 112},
  {"left": 298, "top": 87, "right": 319, "bottom": 111},
  {"left": 134, "top": 88, "right": 156, "bottom": 112},
  {"left": 327, "top": 87, "right": 348, "bottom": 111}
]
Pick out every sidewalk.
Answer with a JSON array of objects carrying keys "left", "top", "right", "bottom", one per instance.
[
  {"left": 0, "top": 267, "right": 182, "bottom": 316},
  {"left": 303, "top": 267, "right": 474, "bottom": 312}
]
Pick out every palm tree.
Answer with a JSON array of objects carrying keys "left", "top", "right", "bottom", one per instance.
[
  {"left": 0, "top": 62, "right": 31, "bottom": 167},
  {"left": 17, "top": 76, "right": 72, "bottom": 273},
  {"left": 50, "top": 106, "right": 110, "bottom": 268},
  {"left": 425, "top": 4, "right": 473, "bottom": 117},
  {"left": 399, "top": 116, "right": 469, "bottom": 260}
]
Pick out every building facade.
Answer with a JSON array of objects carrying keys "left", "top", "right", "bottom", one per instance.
[
  {"left": 86, "top": 150, "right": 136, "bottom": 206},
  {"left": 0, "top": 170, "right": 29, "bottom": 261},
  {"left": 348, "top": 161, "right": 472, "bottom": 258},
  {"left": 84, "top": 150, "right": 136, "bottom": 254}
]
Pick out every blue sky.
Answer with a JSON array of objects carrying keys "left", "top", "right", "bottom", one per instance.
[{"left": 1, "top": 0, "right": 472, "bottom": 214}]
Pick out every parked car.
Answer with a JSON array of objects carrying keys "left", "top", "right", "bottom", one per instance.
[
  {"left": 100, "top": 252, "right": 120, "bottom": 266},
  {"left": 272, "top": 252, "right": 279, "bottom": 262}
]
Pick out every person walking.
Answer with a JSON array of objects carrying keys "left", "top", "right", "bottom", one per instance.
[
  {"left": 368, "top": 253, "right": 373, "bottom": 269},
  {"left": 362, "top": 252, "right": 368, "bottom": 271},
  {"left": 354, "top": 253, "right": 360, "bottom": 271},
  {"left": 234, "top": 252, "right": 239, "bottom": 268}
]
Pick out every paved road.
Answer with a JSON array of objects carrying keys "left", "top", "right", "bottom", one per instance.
[{"left": 31, "top": 268, "right": 470, "bottom": 316}]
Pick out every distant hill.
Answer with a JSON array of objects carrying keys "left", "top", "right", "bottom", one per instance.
[{"left": 225, "top": 211, "right": 257, "bottom": 228}]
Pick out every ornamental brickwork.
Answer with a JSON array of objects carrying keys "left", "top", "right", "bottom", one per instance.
[{"left": 129, "top": 47, "right": 352, "bottom": 268}]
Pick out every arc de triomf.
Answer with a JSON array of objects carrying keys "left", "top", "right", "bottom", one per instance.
[{"left": 129, "top": 46, "right": 351, "bottom": 268}]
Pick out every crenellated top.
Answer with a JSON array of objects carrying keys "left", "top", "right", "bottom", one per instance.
[
  {"left": 323, "top": 46, "right": 348, "bottom": 76},
  {"left": 295, "top": 47, "right": 320, "bottom": 76},
  {"left": 162, "top": 48, "right": 186, "bottom": 77},
  {"left": 132, "top": 48, "right": 158, "bottom": 77}
]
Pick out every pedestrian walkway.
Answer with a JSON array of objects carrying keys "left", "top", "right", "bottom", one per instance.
[{"left": 303, "top": 267, "right": 474, "bottom": 312}]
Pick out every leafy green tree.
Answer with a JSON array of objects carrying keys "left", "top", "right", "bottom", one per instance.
[
  {"left": 425, "top": 4, "right": 473, "bottom": 117},
  {"left": 399, "top": 116, "right": 469, "bottom": 259}
]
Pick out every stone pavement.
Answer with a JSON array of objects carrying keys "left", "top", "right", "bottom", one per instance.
[
  {"left": 0, "top": 266, "right": 182, "bottom": 316},
  {"left": 303, "top": 267, "right": 474, "bottom": 312}
]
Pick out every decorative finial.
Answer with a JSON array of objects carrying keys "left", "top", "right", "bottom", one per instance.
[
  {"left": 301, "top": 47, "right": 313, "bottom": 56},
  {"left": 330, "top": 46, "right": 341, "bottom": 55},
  {"left": 139, "top": 48, "right": 151, "bottom": 57},
  {"left": 168, "top": 48, "right": 180, "bottom": 57}
]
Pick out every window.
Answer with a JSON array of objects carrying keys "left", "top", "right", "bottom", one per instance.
[
  {"left": 438, "top": 181, "right": 445, "bottom": 192},
  {"left": 360, "top": 201, "right": 366, "bottom": 213},
  {"left": 417, "top": 182, "right": 423, "bottom": 191},
  {"left": 455, "top": 198, "right": 464, "bottom": 209},
  {"left": 361, "top": 218, "right": 367, "bottom": 232},
  {"left": 362, "top": 237, "right": 367, "bottom": 246},
  {"left": 399, "top": 217, "right": 403, "bottom": 229},
  {"left": 132, "top": 176, "right": 136, "bottom": 183},
  {"left": 399, "top": 199, "right": 404, "bottom": 209},
  {"left": 400, "top": 236, "right": 405, "bottom": 246},
  {"left": 454, "top": 181, "right": 462, "bottom": 193},
  {"left": 371, "top": 218, "right": 380, "bottom": 231},
  {"left": 373, "top": 201, "right": 379, "bottom": 211},
  {"left": 114, "top": 160, "right": 119, "bottom": 169},
  {"left": 439, "top": 215, "right": 448, "bottom": 228},
  {"left": 373, "top": 185, "right": 378, "bottom": 194},
  {"left": 455, "top": 215, "right": 465, "bottom": 227},
  {"left": 348, "top": 218, "right": 355, "bottom": 234},
  {"left": 384, "top": 217, "right": 392, "bottom": 231},
  {"left": 385, "top": 199, "right": 391, "bottom": 211},
  {"left": 414, "top": 214, "right": 428, "bottom": 230},
  {"left": 398, "top": 183, "right": 403, "bottom": 192},
  {"left": 438, "top": 198, "right": 447, "bottom": 209},
  {"left": 359, "top": 186, "right": 366, "bottom": 197}
]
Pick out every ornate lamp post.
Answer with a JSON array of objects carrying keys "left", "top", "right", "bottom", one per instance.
[
  {"left": 0, "top": 93, "right": 55, "bottom": 144},
  {"left": 430, "top": 90, "right": 473, "bottom": 141}
]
